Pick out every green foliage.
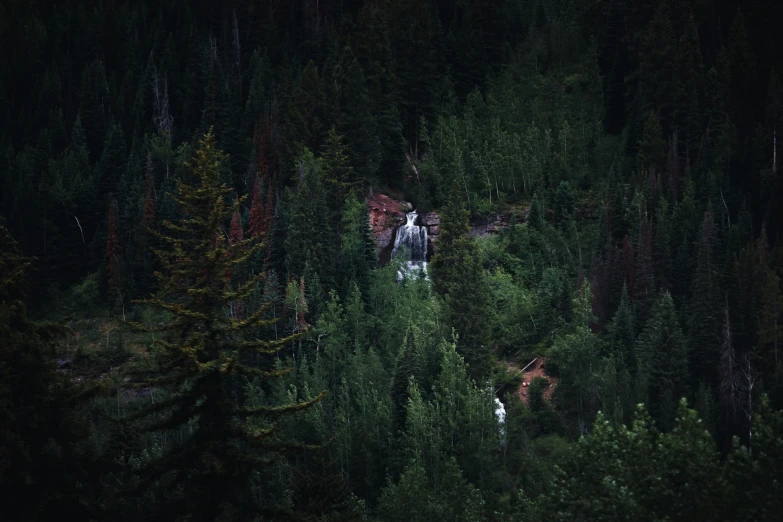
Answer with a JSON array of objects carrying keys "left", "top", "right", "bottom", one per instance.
[
  {"left": 0, "top": 225, "right": 98, "bottom": 518},
  {"left": 635, "top": 292, "right": 689, "bottom": 428},
  {"left": 553, "top": 181, "right": 575, "bottom": 227},
  {"left": 124, "top": 132, "right": 323, "bottom": 519},
  {"left": 285, "top": 148, "right": 334, "bottom": 288},
  {"left": 430, "top": 193, "right": 491, "bottom": 379},
  {"left": 3, "top": 2, "right": 783, "bottom": 519}
]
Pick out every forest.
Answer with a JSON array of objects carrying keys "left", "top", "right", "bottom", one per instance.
[{"left": 1, "top": 0, "right": 783, "bottom": 520}]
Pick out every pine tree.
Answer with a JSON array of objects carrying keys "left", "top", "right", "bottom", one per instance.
[
  {"left": 79, "top": 60, "right": 110, "bottom": 160},
  {"left": 654, "top": 198, "right": 673, "bottom": 291},
  {"left": 526, "top": 192, "right": 543, "bottom": 230},
  {"left": 719, "top": 300, "right": 741, "bottom": 435},
  {"left": 338, "top": 192, "right": 376, "bottom": 300},
  {"left": 390, "top": 324, "right": 424, "bottom": 433},
  {"left": 688, "top": 208, "right": 721, "bottom": 388},
  {"left": 607, "top": 284, "right": 636, "bottom": 373},
  {"left": 280, "top": 61, "right": 324, "bottom": 180},
  {"left": 553, "top": 180, "right": 575, "bottom": 227},
  {"left": 95, "top": 123, "right": 127, "bottom": 200},
  {"left": 673, "top": 16, "right": 704, "bottom": 158},
  {"left": 332, "top": 46, "right": 382, "bottom": 185},
  {"left": 638, "top": 2, "right": 676, "bottom": 126},
  {"left": 125, "top": 132, "right": 323, "bottom": 520},
  {"left": 0, "top": 224, "right": 96, "bottom": 518},
  {"left": 637, "top": 110, "right": 667, "bottom": 175},
  {"left": 635, "top": 291, "right": 689, "bottom": 429},
  {"left": 353, "top": 3, "right": 405, "bottom": 183},
  {"left": 634, "top": 217, "right": 655, "bottom": 323},
  {"left": 430, "top": 191, "right": 491, "bottom": 379},
  {"left": 285, "top": 149, "right": 334, "bottom": 289},
  {"left": 320, "top": 126, "right": 355, "bottom": 203}
]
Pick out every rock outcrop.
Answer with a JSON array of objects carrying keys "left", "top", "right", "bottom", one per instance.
[
  {"left": 366, "top": 192, "right": 408, "bottom": 258},
  {"left": 469, "top": 214, "right": 512, "bottom": 237}
]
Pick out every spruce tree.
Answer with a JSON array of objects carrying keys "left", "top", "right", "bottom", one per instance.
[
  {"left": 284, "top": 149, "right": 334, "bottom": 289},
  {"left": 390, "top": 324, "right": 424, "bottom": 433},
  {"left": 553, "top": 180, "right": 575, "bottom": 228},
  {"left": 280, "top": 61, "right": 324, "bottom": 181},
  {"left": 125, "top": 132, "right": 323, "bottom": 520},
  {"left": 0, "top": 224, "right": 97, "bottom": 519},
  {"left": 688, "top": 208, "right": 721, "bottom": 388},
  {"left": 607, "top": 284, "right": 636, "bottom": 374},
  {"left": 338, "top": 192, "right": 376, "bottom": 300},
  {"left": 430, "top": 192, "right": 491, "bottom": 380},
  {"left": 635, "top": 291, "right": 689, "bottom": 429}
]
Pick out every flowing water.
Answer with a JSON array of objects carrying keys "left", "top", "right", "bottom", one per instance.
[
  {"left": 495, "top": 397, "right": 506, "bottom": 445},
  {"left": 391, "top": 211, "right": 428, "bottom": 279}
]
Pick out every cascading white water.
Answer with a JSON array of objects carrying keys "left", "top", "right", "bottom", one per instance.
[
  {"left": 495, "top": 397, "right": 507, "bottom": 446},
  {"left": 391, "top": 211, "right": 428, "bottom": 279}
]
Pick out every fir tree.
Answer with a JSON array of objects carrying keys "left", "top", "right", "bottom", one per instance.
[
  {"left": 634, "top": 217, "right": 655, "bottom": 323},
  {"left": 280, "top": 61, "right": 324, "bottom": 180},
  {"left": 338, "top": 192, "right": 376, "bottom": 300},
  {"left": 0, "top": 224, "right": 97, "bottom": 518},
  {"left": 635, "top": 291, "right": 689, "bottom": 429},
  {"left": 125, "top": 132, "right": 323, "bottom": 520},
  {"left": 333, "top": 46, "right": 382, "bottom": 184},
  {"left": 430, "top": 191, "right": 491, "bottom": 380},
  {"left": 390, "top": 324, "right": 424, "bottom": 433},
  {"left": 553, "top": 180, "right": 575, "bottom": 228},
  {"left": 607, "top": 284, "right": 636, "bottom": 373},
  {"left": 688, "top": 208, "right": 721, "bottom": 388},
  {"left": 285, "top": 149, "right": 334, "bottom": 289},
  {"left": 637, "top": 110, "right": 667, "bottom": 175},
  {"left": 321, "top": 126, "right": 355, "bottom": 204}
]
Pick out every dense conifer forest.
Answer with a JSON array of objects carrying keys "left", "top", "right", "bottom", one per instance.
[{"left": 2, "top": 0, "right": 783, "bottom": 520}]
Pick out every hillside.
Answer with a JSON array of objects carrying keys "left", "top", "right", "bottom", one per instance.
[{"left": 2, "top": 1, "right": 783, "bottom": 520}]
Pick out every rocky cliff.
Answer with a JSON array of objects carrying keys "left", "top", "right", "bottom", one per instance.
[{"left": 366, "top": 192, "right": 409, "bottom": 260}]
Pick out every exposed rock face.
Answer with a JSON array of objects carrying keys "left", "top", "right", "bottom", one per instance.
[
  {"left": 422, "top": 212, "right": 439, "bottom": 227},
  {"left": 469, "top": 214, "right": 513, "bottom": 237},
  {"left": 366, "top": 192, "right": 408, "bottom": 258}
]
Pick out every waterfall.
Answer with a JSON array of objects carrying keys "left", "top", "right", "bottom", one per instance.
[
  {"left": 391, "top": 211, "right": 428, "bottom": 279},
  {"left": 495, "top": 397, "right": 507, "bottom": 445}
]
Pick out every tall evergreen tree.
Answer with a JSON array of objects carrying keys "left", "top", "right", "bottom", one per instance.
[
  {"left": 280, "top": 61, "right": 324, "bottom": 181},
  {"left": 430, "top": 192, "right": 491, "bottom": 379},
  {"left": 390, "top": 324, "right": 424, "bottom": 433},
  {"left": 125, "top": 132, "right": 323, "bottom": 520},
  {"left": 635, "top": 291, "right": 689, "bottom": 429},
  {"left": 0, "top": 224, "right": 97, "bottom": 519},
  {"left": 688, "top": 208, "right": 721, "bottom": 388},
  {"left": 285, "top": 149, "right": 334, "bottom": 289}
]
